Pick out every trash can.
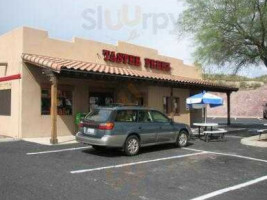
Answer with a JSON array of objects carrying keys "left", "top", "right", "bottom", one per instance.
[{"left": 75, "top": 113, "right": 87, "bottom": 130}]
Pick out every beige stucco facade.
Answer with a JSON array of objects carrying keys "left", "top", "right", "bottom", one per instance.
[{"left": 0, "top": 27, "right": 203, "bottom": 138}]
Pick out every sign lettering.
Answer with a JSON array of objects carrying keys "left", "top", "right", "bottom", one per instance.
[{"left": 102, "top": 49, "right": 171, "bottom": 71}]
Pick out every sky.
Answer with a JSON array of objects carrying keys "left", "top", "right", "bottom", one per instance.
[{"left": 1, "top": 0, "right": 267, "bottom": 77}]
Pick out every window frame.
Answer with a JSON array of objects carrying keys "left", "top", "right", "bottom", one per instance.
[
  {"left": 149, "top": 110, "right": 170, "bottom": 123},
  {"left": 0, "top": 89, "right": 11, "bottom": 116},
  {"left": 137, "top": 110, "right": 153, "bottom": 123},
  {"left": 163, "top": 96, "right": 181, "bottom": 116},
  {"left": 41, "top": 87, "right": 74, "bottom": 116},
  {"left": 114, "top": 110, "right": 138, "bottom": 123}
]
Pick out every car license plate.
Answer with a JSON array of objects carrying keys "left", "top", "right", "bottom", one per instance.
[{"left": 83, "top": 128, "right": 95, "bottom": 135}]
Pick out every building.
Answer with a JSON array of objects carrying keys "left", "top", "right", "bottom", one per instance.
[{"left": 0, "top": 27, "right": 238, "bottom": 142}]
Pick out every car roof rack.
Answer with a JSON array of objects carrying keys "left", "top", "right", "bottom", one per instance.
[{"left": 102, "top": 103, "right": 144, "bottom": 107}]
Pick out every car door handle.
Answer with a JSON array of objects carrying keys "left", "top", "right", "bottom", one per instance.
[{"left": 138, "top": 127, "right": 142, "bottom": 129}]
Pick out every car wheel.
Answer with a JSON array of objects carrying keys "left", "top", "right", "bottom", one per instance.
[
  {"left": 124, "top": 135, "right": 140, "bottom": 156},
  {"left": 92, "top": 145, "right": 106, "bottom": 151},
  {"left": 176, "top": 130, "right": 188, "bottom": 147}
]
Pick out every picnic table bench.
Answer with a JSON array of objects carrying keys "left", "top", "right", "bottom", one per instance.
[
  {"left": 203, "top": 128, "right": 227, "bottom": 142},
  {"left": 193, "top": 123, "right": 219, "bottom": 138}
]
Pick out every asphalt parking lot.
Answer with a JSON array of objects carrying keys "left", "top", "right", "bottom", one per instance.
[{"left": 0, "top": 132, "right": 267, "bottom": 200}]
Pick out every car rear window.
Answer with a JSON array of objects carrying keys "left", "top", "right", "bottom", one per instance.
[{"left": 85, "top": 109, "right": 112, "bottom": 122}]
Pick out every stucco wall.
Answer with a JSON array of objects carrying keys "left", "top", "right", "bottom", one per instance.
[
  {"left": 148, "top": 86, "right": 191, "bottom": 125},
  {"left": 20, "top": 65, "right": 92, "bottom": 138},
  {"left": 0, "top": 27, "right": 202, "bottom": 138},
  {"left": 0, "top": 28, "right": 23, "bottom": 138},
  {"left": 21, "top": 27, "right": 201, "bottom": 79}
]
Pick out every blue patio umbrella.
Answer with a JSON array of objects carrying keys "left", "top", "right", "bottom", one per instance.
[{"left": 186, "top": 91, "right": 223, "bottom": 122}]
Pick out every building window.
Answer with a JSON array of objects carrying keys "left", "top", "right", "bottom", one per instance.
[
  {"left": 173, "top": 97, "right": 180, "bottom": 114},
  {"left": 89, "top": 92, "right": 114, "bottom": 111},
  {"left": 163, "top": 96, "right": 180, "bottom": 115},
  {"left": 41, "top": 89, "right": 73, "bottom": 115},
  {"left": 0, "top": 89, "right": 11, "bottom": 116}
]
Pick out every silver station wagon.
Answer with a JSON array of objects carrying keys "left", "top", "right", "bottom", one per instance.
[{"left": 76, "top": 106, "right": 192, "bottom": 156}]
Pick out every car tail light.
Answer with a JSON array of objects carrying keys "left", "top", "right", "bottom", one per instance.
[
  {"left": 79, "top": 122, "right": 84, "bottom": 128},
  {"left": 98, "top": 122, "right": 114, "bottom": 130}
]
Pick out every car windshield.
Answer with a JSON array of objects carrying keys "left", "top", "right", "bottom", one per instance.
[{"left": 85, "top": 109, "right": 112, "bottom": 122}]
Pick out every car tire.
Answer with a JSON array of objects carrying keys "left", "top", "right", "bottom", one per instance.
[
  {"left": 92, "top": 145, "right": 106, "bottom": 151},
  {"left": 175, "top": 130, "right": 188, "bottom": 147},
  {"left": 124, "top": 135, "right": 140, "bottom": 156}
]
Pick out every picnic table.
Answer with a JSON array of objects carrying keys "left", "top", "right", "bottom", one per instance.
[
  {"left": 203, "top": 129, "right": 227, "bottom": 142},
  {"left": 257, "top": 124, "right": 267, "bottom": 140},
  {"left": 193, "top": 123, "right": 219, "bottom": 138}
]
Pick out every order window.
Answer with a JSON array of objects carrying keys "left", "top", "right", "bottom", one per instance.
[
  {"left": 41, "top": 89, "right": 73, "bottom": 115},
  {"left": 163, "top": 96, "right": 180, "bottom": 115}
]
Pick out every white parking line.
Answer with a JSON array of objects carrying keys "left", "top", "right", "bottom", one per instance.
[
  {"left": 27, "top": 146, "right": 90, "bottom": 155},
  {"left": 183, "top": 147, "right": 267, "bottom": 163},
  {"left": 70, "top": 152, "right": 207, "bottom": 174},
  {"left": 190, "top": 175, "right": 267, "bottom": 200}
]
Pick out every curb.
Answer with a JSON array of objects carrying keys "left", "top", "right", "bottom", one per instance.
[
  {"left": 0, "top": 138, "right": 19, "bottom": 143},
  {"left": 241, "top": 134, "right": 267, "bottom": 148},
  {"left": 218, "top": 127, "right": 247, "bottom": 133}
]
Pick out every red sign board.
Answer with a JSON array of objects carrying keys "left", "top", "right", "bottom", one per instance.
[{"left": 102, "top": 49, "right": 171, "bottom": 71}]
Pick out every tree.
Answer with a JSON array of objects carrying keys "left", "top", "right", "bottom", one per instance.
[{"left": 178, "top": 0, "right": 267, "bottom": 72}]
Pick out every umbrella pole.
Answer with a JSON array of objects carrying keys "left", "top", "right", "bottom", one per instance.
[
  {"left": 202, "top": 107, "right": 205, "bottom": 123},
  {"left": 205, "top": 107, "right": 207, "bottom": 123},
  {"left": 203, "top": 107, "right": 206, "bottom": 123}
]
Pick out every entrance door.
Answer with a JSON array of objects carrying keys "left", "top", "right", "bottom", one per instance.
[{"left": 89, "top": 92, "right": 114, "bottom": 110}]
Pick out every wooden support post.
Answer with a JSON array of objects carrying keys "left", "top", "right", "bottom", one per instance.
[
  {"left": 170, "top": 87, "right": 174, "bottom": 120},
  {"left": 50, "top": 77, "right": 58, "bottom": 144},
  {"left": 227, "top": 92, "right": 231, "bottom": 126}
]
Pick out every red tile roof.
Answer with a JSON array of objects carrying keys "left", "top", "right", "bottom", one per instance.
[{"left": 22, "top": 53, "right": 238, "bottom": 92}]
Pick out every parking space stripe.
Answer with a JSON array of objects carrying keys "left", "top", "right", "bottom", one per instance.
[
  {"left": 70, "top": 152, "right": 207, "bottom": 174},
  {"left": 27, "top": 146, "right": 90, "bottom": 155},
  {"left": 190, "top": 175, "right": 267, "bottom": 200},
  {"left": 183, "top": 147, "right": 267, "bottom": 163}
]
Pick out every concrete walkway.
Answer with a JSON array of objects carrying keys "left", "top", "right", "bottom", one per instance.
[
  {"left": 23, "top": 135, "right": 77, "bottom": 146},
  {"left": 0, "top": 135, "right": 18, "bottom": 143},
  {"left": 241, "top": 134, "right": 267, "bottom": 148}
]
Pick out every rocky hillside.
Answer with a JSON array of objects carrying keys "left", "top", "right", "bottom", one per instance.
[
  {"left": 208, "top": 84, "right": 267, "bottom": 117},
  {"left": 203, "top": 74, "right": 267, "bottom": 90}
]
